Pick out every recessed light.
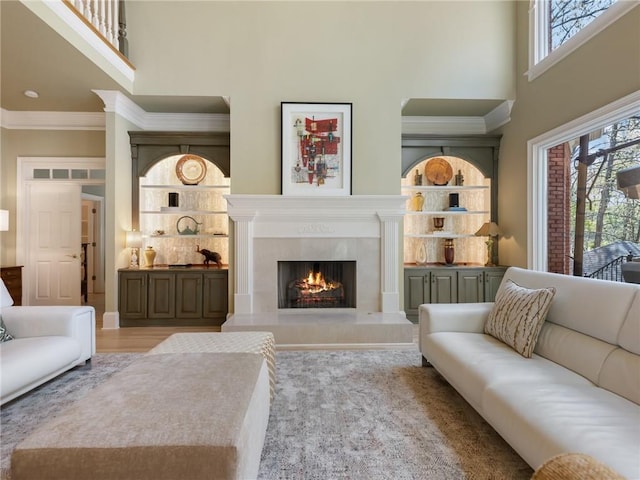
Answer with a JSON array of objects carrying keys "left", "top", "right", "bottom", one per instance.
[{"left": 24, "top": 90, "right": 39, "bottom": 99}]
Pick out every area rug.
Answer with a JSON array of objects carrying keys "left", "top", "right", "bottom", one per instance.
[{"left": 1, "top": 349, "right": 533, "bottom": 479}]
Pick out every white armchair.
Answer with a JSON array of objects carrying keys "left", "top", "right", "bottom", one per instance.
[{"left": 0, "top": 279, "right": 95, "bottom": 405}]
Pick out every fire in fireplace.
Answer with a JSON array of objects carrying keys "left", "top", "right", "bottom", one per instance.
[{"left": 278, "top": 261, "right": 356, "bottom": 309}]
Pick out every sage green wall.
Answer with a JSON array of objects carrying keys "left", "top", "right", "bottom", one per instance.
[
  {"left": 0, "top": 128, "right": 105, "bottom": 266},
  {"left": 126, "top": 1, "right": 516, "bottom": 194},
  {"left": 498, "top": 4, "right": 640, "bottom": 268}
]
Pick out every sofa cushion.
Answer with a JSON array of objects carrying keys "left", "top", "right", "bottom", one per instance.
[
  {"left": 0, "top": 336, "right": 82, "bottom": 401},
  {"left": 503, "top": 267, "right": 638, "bottom": 346},
  {"left": 423, "top": 332, "right": 592, "bottom": 414},
  {"left": 0, "top": 317, "right": 14, "bottom": 342},
  {"left": 484, "top": 279, "right": 556, "bottom": 358},
  {"left": 483, "top": 380, "right": 640, "bottom": 479}
]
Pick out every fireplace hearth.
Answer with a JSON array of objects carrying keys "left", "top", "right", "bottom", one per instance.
[{"left": 278, "top": 261, "right": 356, "bottom": 309}]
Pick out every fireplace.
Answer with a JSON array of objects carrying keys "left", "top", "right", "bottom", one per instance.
[
  {"left": 222, "top": 195, "right": 414, "bottom": 347},
  {"left": 278, "top": 261, "right": 356, "bottom": 309}
]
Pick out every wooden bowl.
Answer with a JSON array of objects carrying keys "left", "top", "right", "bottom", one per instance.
[{"left": 425, "top": 157, "right": 453, "bottom": 185}]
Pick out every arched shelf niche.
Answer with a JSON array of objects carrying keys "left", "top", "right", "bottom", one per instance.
[{"left": 129, "top": 131, "right": 230, "bottom": 229}]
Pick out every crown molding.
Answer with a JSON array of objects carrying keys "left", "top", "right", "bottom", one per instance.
[
  {"left": 0, "top": 109, "right": 105, "bottom": 130},
  {"left": 92, "top": 90, "right": 146, "bottom": 128},
  {"left": 401, "top": 99, "right": 514, "bottom": 135},
  {"left": 484, "top": 100, "right": 514, "bottom": 132},
  {"left": 1, "top": 92, "right": 231, "bottom": 132},
  {"left": 402, "top": 116, "right": 486, "bottom": 135}
]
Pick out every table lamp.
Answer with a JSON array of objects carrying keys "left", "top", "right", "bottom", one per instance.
[
  {"left": 125, "top": 230, "right": 142, "bottom": 268},
  {"left": 475, "top": 222, "right": 502, "bottom": 267}
]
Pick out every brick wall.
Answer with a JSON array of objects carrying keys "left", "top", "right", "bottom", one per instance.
[{"left": 547, "top": 143, "right": 571, "bottom": 274}]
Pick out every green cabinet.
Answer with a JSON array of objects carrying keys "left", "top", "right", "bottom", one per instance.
[
  {"left": 119, "top": 267, "right": 228, "bottom": 327},
  {"left": 404, "top": 266, "right": 507, "bottom": 322}
]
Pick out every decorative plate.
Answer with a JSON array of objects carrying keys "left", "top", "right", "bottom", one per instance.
[
  {"left": 425, "top": 157, "right": 453, "bottom": 186},
  {"left": 176, "top": 155, "right": 207, "bottom": 185}
]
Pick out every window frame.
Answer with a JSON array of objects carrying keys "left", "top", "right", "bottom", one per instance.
[
  {"left": 527, "top": 90, "right": 640, "bottom": 271},
  {"left": 527, "top": 0, "right": 637, "bottom": 82}
]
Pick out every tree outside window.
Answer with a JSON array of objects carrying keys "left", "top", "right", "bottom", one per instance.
[
  {"left": 547, "top": 115, "right": 640, "bottom": 279},
  {"left": 549, "top": 0, "right": 617, "bottom": 51}
]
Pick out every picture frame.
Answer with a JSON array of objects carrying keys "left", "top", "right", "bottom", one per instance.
[{"left": 281, "top": 102, "right": 352, "bottom": 196}]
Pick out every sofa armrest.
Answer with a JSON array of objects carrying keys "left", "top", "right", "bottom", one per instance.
[
  {"left": 1, "top": 306, "right": 96, "bottom": 360},
  {"left": 418, "top": 303, "right": 493, "bottom": 353}
]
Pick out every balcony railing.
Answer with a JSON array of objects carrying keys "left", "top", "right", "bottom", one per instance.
[
  {"left": 65, "top": 0, "right": 128, "bottom": 57},
  {"left": 586, "top": 254, "right": 636, "bottom": 282}
]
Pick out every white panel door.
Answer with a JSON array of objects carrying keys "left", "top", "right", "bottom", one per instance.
[{"left": 27, "top": 183, "right": 82, "bottom": 305}]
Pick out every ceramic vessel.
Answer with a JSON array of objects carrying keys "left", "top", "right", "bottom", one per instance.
[
  {"left": 144, "top": 246, "right": 156, "bottom": 267},
  {"left": 444, "top": 238, "right": 455, "bottom": 265}
]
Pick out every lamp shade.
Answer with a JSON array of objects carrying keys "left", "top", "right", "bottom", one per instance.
[
  {"left": 0, "top": 210, "right": 8, "bottom": 232},
  {"left": 475, "top": 222, "right": 502, "bottom": 237},
  {"left": 125, "top": 230, "right": 142, "bottom": 248}
]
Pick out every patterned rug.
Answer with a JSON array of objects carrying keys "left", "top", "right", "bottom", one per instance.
[{"left": 1, "top": 349, "right": 533, "bottom": 479}]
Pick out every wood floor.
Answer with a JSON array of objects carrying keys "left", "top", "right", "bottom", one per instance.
[
  {"left": 88, "top": 293, "right": 420, "bottom": 353},
  {"left": 89, "top": 293, "right": 220, "bottom": 353}
]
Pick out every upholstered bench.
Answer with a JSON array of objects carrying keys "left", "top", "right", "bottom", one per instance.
[
  {"left": 147, "top": 332, "right": 276, "bottom": 400},
  {"left": 11, "top": 352, "right": 270, "bottom": 480}
]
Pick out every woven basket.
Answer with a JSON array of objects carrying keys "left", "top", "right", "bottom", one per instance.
[{"left": 532, "top": 453, "right": 626, "bottom": 480}]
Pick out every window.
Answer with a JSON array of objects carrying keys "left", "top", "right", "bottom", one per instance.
[
  {"left": 527, "top": 91, "right": 640, "bottom": 271},
  {"left": 546, "top": 120, "right": 640, "bottom": 278},
  {"left": 528, "top": 0, "right": 635, "bottom": 81}
]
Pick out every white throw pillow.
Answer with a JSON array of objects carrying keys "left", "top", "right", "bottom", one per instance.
[{"left": 484, "top": 279, "right": 556, "bottom": 358}]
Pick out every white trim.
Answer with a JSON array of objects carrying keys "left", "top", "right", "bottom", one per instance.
[
  {"left": 401, "top": 100, "right": 514, "bottom": 135},
  {"left": 527, "top": 90, "right": 640, "bottom": 270},
  {"left": 0, "top": 97, "right": 231, "bottom": 132},
  {"left": 528, "top": 1, "right": 638, "bottom": 82}
]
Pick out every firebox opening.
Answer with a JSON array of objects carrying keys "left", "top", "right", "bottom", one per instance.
[{"left": 277, "top": 261, "right": 356, "bottom": 309}]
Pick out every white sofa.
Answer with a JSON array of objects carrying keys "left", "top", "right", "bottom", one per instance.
[
  {"left": 0, "top": 280, "right": 95, "bottom": 405},
  {"left": 419, "top": 267, "right": 640, "bottom": 479}
]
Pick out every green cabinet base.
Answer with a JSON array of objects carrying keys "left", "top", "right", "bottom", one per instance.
[
  {"left": 119, "top": 267, "right": 228, "bottom": 327},
  {"left": 404, "top": 265, "right": 506, "bottom": 322}
]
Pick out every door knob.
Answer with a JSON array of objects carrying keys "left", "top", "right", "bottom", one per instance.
[{"left": 66, "top": 254, "right": 79, "bottom": 259}]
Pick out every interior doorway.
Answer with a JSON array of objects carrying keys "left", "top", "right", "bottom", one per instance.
[{"left": 16, "top": 157, "right": 106, "bottom": 309}]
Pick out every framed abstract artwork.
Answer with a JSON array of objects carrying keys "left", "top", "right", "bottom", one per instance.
[{"left": 281, "top": 102, "right": 352, "bottom": 196}]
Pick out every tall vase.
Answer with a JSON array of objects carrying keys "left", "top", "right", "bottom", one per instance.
[
  {"left": 444, "top": 238, "right": 455, "bottom": 265},
  {"left": 144, "top": 246, "right": 157, "bottom": 267},
  {"left": 415, "top": 242, "right": 427, "bottom": 265}
]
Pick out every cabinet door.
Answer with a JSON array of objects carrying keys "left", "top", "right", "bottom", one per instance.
[
  {"left": 457, "top": 270, "right": 484, "bottom": 303},
  {"left": 430, "top": 270, "right": 457, "bottom": 303},
  {"left": 148, "top": 273, "right": 175, "bottom": 319},
  {"left": 176, "top": 273, "right": 203, "bottom": 318},
  {"left": 484, "top": 268, "right": 506, "bottom": 302},
  {"left": 118, "top": 271, "right": 147, "bottom": 319},
  {"left": 203, "top": 272, "right": 228, "bottom": 323},
  {"left": 404, "top": 270, "right": 430, "bottom": 322}
]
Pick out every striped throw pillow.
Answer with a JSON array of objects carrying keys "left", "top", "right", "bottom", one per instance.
[{"left": 484, "top": 279, "right": 556, "bottom": 358}]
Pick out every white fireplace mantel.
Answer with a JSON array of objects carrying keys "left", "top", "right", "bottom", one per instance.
[{"left": 225, "top": 195, "right": 407, "bottom": 314}]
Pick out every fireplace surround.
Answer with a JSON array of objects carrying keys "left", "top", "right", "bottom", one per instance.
[{"left": 221, "top": 195, "right": 414, "bottom": 347}]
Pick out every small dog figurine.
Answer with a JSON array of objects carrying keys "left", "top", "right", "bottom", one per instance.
[{"left": 196, "top": 245, "right": 222, "bottom": 268}]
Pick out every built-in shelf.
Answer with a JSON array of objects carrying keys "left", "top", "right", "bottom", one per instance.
[
  {"left": 140, "top": 210, "right": 227, "bottom": 215},
  {"left": 405, "top": 210, "right": 489, "bottom": 216},
  {"left": 141, "top": 185, "right": 230, "bottom": 190},
  {"left": 405, "top": 233, "right": 477, "bottom": 239},
  {"left": 402, "top": 185, "right": 489, "bottom": 192},
  {"left": 145, "top": 234, "right": 228, "bottom": 239}
]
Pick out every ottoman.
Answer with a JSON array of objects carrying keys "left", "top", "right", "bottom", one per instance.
[
  {"left": 12, "top": 353, "right": 270, "bottom": 480},
  {"left": 147, "top": 332, "right": 276, "bottom": 400}
]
